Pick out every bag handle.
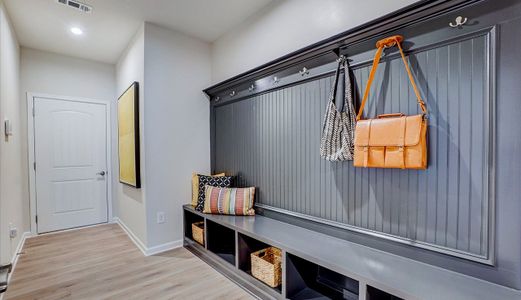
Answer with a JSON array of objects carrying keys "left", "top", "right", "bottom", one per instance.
[
  {"left": 356, "top": 35, "right": 427, "bottom": 121},
  {"left": 377, "top": 113, "right": 404, "bottom": 119},
  {"left": 330, "top": 57, "right": 345, "bottom": 105}
]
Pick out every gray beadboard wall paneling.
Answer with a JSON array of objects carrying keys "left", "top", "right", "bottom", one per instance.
[
  {"left": 213, "top": 29, "right": 493, "bottom": 263},
  {"left": 208, "top": 0, "right": 521, "bottom": 290}
]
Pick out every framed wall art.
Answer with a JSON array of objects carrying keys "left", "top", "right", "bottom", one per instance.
[{"left": 117, "top": 81, "right": 141, "bottom": 188}]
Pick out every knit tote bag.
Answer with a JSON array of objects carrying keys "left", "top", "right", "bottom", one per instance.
[{"left": 320, "top": 57, "right": 356, "bottom": 161}]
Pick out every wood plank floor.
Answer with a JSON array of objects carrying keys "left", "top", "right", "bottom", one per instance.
[{"left": 5, "top": 224, "right": 254, "bottom": 300}]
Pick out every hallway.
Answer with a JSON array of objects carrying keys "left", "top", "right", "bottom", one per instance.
[{"left": 5, "top": 224, "right": 253, "bottom": 300}]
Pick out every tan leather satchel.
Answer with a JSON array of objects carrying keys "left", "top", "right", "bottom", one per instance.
[{"left": 353, "top": 35, "right": 428, "bottom": 169}]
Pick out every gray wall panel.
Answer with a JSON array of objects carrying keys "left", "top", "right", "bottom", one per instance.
[{"left": 214, "top": 33, "right": 492, "bottom": 260}]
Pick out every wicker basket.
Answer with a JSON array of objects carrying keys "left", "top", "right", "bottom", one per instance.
[
  {"left": 251, "top": 247, "right": 282, "bottom": 288},
  {"left": 191, "top": 221, "right": 204, "bottom": 246}
]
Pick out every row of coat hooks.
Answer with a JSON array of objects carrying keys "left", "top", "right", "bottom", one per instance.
[
  {"left": 214, "top": 15, "right": 468, "bottom": 102},
  {"left": 214, "top": 51, "right": 347, "bottom": 102}
]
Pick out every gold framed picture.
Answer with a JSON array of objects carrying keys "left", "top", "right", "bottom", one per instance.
[{"left": 117, "top": 82, "right": 141, "bottom": 188}]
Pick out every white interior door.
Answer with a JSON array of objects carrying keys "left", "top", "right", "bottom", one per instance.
[{"left": 34, "top": 97, "right": 108, "bottom": 233}]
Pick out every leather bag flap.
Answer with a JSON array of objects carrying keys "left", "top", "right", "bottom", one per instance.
[{"left": 354, "top": 114, "right": 423, "bottom": 147}]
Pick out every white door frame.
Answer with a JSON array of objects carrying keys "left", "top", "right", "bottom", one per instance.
[{"left": 26, "top": 92, "right": 113, "bottom": 235}]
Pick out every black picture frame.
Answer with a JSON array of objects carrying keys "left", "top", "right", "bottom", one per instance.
[{"left": 117, "top": 81, "right": 141, "bottom": 188}]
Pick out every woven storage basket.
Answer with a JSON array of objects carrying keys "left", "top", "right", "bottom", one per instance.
[
  {"left": 251, "top": 247, "right": 282, "bottom": 288},
  {"left": 191, "top": 221, "right": 204, "bottom": 246}
]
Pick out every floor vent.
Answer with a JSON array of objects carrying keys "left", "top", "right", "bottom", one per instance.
[{"left": 55, "top": 0, "right": 93, "bottom": 13}]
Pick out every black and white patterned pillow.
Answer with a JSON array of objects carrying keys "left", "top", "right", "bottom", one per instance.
[{"left": 195, "top": 174, "right": 233, "bottom": 211}]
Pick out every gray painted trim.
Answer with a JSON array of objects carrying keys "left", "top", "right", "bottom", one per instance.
[
  {"left": 359, "top": 282, "right": 368, "bottom": 300},
  {"left": 280, "top": 249, "right": 287, "bottom": 298},
  {"left": 211, "top": 27, "right": 495, "bottom": 107},
  {"left": 255, "top": 203, "right": 488, "bottom": 264},
  {"left": 485, "top": 25, "right": 497, "bottom": 267}
]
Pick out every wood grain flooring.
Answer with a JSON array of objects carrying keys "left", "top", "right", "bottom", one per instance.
[{"left": 5, "top": 224, "right": 254, "bottom": 300}]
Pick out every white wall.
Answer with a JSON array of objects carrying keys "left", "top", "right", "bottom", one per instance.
[
  {"left": 4, "top": 5, "right": 210, "bottom": 256},
  {"left": 211, "top": 0, "right": 419, "bottom": 83},
  {"left": 143, "top": 23, "right": 211, "bottom": 248},
  {"left": 20, "top": 48, "right": 117, "bottom": 234},
  {"left": 115, "top": 25, "right": 148, "bottom": 246},
  {"left": 20, "top": 26, "right": 149, "bottom": 249},
  {"left": 0, "top": 2, "right": 23, "bottom": 265},
  {"left": 21, "top": 48, "right": 115, "bottom": 99}
]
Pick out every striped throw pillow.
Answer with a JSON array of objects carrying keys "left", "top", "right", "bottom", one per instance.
[
  {"left": 203, "top": 186, "right": 255, "bottom": 216},
  {"left": 196, "top": 175, "right": 233, "bottom": 211}
]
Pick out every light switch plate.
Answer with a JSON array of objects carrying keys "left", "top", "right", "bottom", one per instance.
[
  {"left": 9, "top": 227, "right": 17, "bottom": 239},
  {"left": 157, "top": 212, "right": 165, "bottom": 224}
]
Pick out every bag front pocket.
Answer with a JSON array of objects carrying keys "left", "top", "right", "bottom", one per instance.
[
  {"left": 384, "top": 146, "right": 404, "bottom": 168},
  {"left": 368, "top": 146, "right": 385, "bottom": 166}
]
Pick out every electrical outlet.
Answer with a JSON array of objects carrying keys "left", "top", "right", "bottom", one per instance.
[
  {"left": 9, "top": 226, "right": 17, "bottom": 239},
  {"left": 157, "top": 212, "right": 165, "bottom": 224}
]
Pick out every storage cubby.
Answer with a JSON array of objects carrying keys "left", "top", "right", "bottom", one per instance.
[
  {"left": 238, "top": 233, "right": 282, "bottom": 293},
  {"left": 366, "top": 286, "right": 403, "bottom": 300},
  {"left": 184, "top": 210, "right": 204, "bottom": 242},
  {"left": 206, "top": 220, "right": 236, "bottom": 265},
  {"left": 286, "top": 253, "right": 359, "bottom": 300}
]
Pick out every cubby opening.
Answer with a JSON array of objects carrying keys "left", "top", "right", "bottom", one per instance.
[
  {"left": 184, "top": 210, "right": 204, "bottom": 242},
  {"left": 286, "top": 253, "right": 359, "bottom": 300},
  {"left": 366, "top": 286, "right": 403, "bottom": 300},
  {"left": 238, "top": 233, "right": 282, "bottom": 293},
  {"left": 206, "top": 220, "right": 236, "bottom": 265}
]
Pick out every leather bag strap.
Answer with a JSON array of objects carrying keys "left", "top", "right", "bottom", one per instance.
[{"left": 356, "top": 35, "right": 427, "bottom": 121}]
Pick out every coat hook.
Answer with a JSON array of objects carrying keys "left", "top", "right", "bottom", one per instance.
[
  {"left": 449, "top": 16, "right": 468, "bottom": 28},
  {"left": 299, "top": 67, "right": 310, "bottom": 76},
  {"left": 229, "top": 90, "right": 236, "bottom": 97},
  {"left": 336, "top": 55, "right": 347, "bottom": 63},
  {"left": 248, "top": 84, "right": 256, "bottom": 92},
  {"left": 273, "top": 76, "right": 279, "bottom": 84}
]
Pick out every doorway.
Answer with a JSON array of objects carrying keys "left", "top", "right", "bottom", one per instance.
[{"left": 28, "top": 94, "right": 111, "bottom": 233}]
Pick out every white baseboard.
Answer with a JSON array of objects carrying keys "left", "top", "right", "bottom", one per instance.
[
  {"left": 113, "top": 217, "right": 148, "bottom": 255},
  {"left": 113, "top": 217, "right": 182, "bottom": 256},
  {"left": 10, "top": 232, "right": 32, "bottom": 269},
  {"left": 1, "top": 231, "right": 32, "bottom": 300},
  {"left": 146, "top": 239, "right": 183, "bottom": 256}
]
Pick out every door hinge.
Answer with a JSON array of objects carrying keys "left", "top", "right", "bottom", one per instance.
[
  {"left": 33, "top": 162, "right": 36, "bottom": 171},
  {"left": 32, "top": 106, "right": 35, "bottom": 117},
  {"left": 35, "top": 215, "right": 38, "bottom": 224}
]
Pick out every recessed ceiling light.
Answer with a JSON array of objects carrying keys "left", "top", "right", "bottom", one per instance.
[{"left": 70, "top": 27, "right": 83, "bottom": 35}]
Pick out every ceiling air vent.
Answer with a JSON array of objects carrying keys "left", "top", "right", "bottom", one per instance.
[{"left": 55, "top": 0, "right": 93, "bottom": 13}]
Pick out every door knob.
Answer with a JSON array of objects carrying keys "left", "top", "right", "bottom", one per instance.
[{"left": 97, "top": 171, "right": 106, "bottom": 176}]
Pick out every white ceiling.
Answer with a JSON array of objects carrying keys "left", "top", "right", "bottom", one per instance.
[{"left": 4, "top": 0, "right": 272, "bottom": 64}]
